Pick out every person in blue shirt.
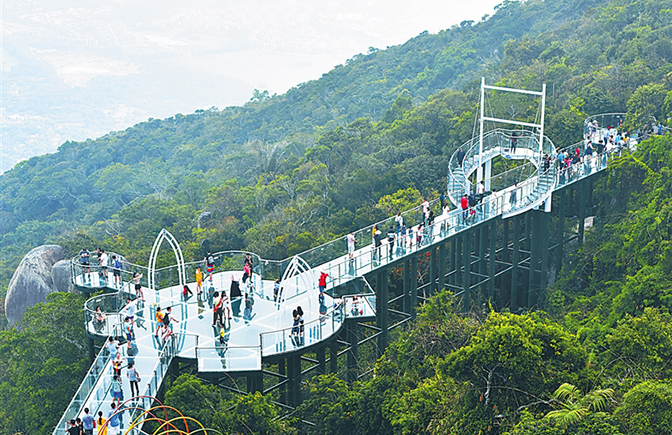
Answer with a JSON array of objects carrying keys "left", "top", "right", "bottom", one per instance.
[
  {"left": 81, "top": 407, "right": 95, "bottom": 435},
  {"left": 107, "top": 403, "right": 121, "bottom": 435}
]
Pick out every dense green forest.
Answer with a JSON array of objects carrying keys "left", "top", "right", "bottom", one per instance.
[
  {"left": 2, "top": 0, "right": 661, "bottom": 298},
  {"left": 1, "top": 0, "right": 672, "bottom": 433}
]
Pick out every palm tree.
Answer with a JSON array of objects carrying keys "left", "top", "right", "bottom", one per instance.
[{"left": 544, "top": 383, "right": 614, "bottom": 426}]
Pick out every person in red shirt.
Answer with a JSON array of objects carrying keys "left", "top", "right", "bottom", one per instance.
[
  {"left": 461, "top": 194, "right": 469, "bottom": 223},
  {"left": 318, "top": 269, "right": 329, "bottom": 303}
]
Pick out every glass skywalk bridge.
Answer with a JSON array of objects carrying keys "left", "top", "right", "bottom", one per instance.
[{"left": 56, "top": 111, "right": 631, "bottom": 434}]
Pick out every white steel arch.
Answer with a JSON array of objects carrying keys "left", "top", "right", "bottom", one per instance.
[{"left": 148, "top": 229, "right": 187, "bottom": 293}]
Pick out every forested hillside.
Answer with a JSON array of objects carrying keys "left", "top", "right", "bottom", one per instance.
[
  {"left": 0, "top": 0, "right": 626, "bottom": 298},
  {"left": 1, "top": 0, "right": 672, "bottom": 432}
]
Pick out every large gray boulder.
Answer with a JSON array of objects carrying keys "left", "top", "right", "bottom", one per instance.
[
  {"left": 5, "top": 245, "right": 67, "bottom": 324},
  {"left": 52, "top": 259, "right": 74, "bottom": 294}
]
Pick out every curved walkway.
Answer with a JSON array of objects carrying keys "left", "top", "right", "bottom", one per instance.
[{"left": 55, "top": 113, "right": 633, "bottom": 434}]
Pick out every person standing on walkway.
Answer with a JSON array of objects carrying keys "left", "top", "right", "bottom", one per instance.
[
  {"left": 373, "top": 229, "right": 383, "bottom": 259},
  {"left": 98, "top": 249, "right": 109, "bottom": 282},
  {"left": 318, "top": 269, "right": 329, "bottom": 300},
  {"left": 82, "top": 408, "right": 95, "bottom": 435},
  {"left": 213, "top": 292, "right": 223, "bottom": 327},
  {"left": 127, "top": 362, "right": 140, "bottom": 398},
  {"left": 395, "top": 212, "right": 403, "bottom": 236},
  {"left": 205, "top": 252, "right": 216, "bottom": 282},
  {"left": 79, "top": 248, "right": 91, "bottom": 282},
  {"left": 509, "top": 183, "right": 518, "bottom": 208},
  {"left": 111, "top": 256, "right": 122, "bottom": 288},
  {"left": 510, "top": 134, "right": 518, "bottom": 153},
  {"left": 461, "top": 194, "right": 469, "bottom": 223},
  {"left": 347, "top": 232, "right": 356, "bottom": 260},
  {"left": 132, "top": 272, "right": 144, "bottom": 301},
  {"left": 387, "top": 226, "right": 396, "bottom": 258},
  {"left": 422, "top": 198, "right": 430, "bottom": 224},
  {"left": 195, "top": 267, "right": 203, "bottom": 298}
]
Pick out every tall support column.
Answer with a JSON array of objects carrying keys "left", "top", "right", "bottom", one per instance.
[
  {"left": 346, "top": 322, "right": 359, "bottom": 384},
  {"left": 484, "top": 159, "right": 492, "bottom": 191},
  {"left": 479, "top": 225, "right": 488, "bottom": 296},
  {"left": 449, "top": 239, "right": 457, "bottom": 286},
  {"left": 376, "top": 270, "right": 389, "bottom": 354},
  {"left": 528, "top": 211, "right": 541, "bottom": 308},
  {"left": 578, "top": 182, "right": 586, "bottom": 244},
  {"left": 556, "top": 190, "right": 566, "bottom": 273},
  {"left": 540, "top": 212, "right": 551, "bottom": 308},
  {"left": 402, "top": 259, "right": 410, "bottom": 314},
  {"left": 88, "top": 337, "right": 96, "bottom": 364},
  {"left": 287, "top": 354, "right": 301, "bottom": 406},
  {"left": 488, "top": 221, "right": 496, "bottom": 302},
  {"left": 438, "top": 243, "right": 447, "bottom": 291},
  {"left": 317, "top": 345, "right": 326, "bottom": 375},
  {"left": 511, "top": 215, "right": 521, "bottom": 311},
  {"left": 329, "top": 340, "right": 338, "bottom": 374},
  {"left": 502, "top": 218, "right": 510, "bottom": 264},
  {"left": 429, "top": 246, "right": 438, "bottom": 294},
  {"left": 454, "top": 237, "right": 462, "bottom": 289},
  {"left": 247, "top": 372, "right": 263, "bottom": 394},
  {"left": 462, "top": 230, "right": 471, "bottom": 310},
  {"left": 524, "top": 212, "right": 532, "bottom": 252},
  {"left": 410, "top": 255, "right": 418, "bottom": 318},
  {"left": 278, "top": 358, "right": 287, "bottom": 404}
]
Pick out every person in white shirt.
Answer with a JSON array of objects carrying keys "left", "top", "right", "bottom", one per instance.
[{"left": 347, "top": 233, "right": 356, "bottom": 260}]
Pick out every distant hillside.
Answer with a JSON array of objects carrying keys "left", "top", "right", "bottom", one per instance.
[{"left": 0, "top": 0, "right": 670, "bottom": 299}]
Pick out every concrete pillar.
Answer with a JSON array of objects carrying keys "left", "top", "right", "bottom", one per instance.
[{"left": 278, "top": 358, "right": 287, "bottom": 404}]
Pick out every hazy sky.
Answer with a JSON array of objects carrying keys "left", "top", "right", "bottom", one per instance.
[{"left": 1, "top": 0, "right": 502, "bottom": 173}]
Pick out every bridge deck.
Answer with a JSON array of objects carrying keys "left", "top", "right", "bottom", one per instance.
[{"left": 57, "top": 119, "right": 630, "bottom": 434}]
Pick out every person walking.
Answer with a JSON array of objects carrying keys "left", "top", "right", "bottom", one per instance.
[
  {"left": 456, "top": 147, "right": 466, "bottom": 166},
  {"left": 154, "top": 307, "right": 163, "bottom": 338},
  {"left": 110, "top": 375, "right": 123, "bottom": 407},
  {"left": 82, "top": 408, "right": 95, "bottom": 435},
  {"left": 107, "top": 403, "right": 120, "bottom": 435},
  {"left": 127, "top": 362, "right": 140, "bottom": 398},
  {"left": 96, "top": 411, "right": 107, "bottom": 435}
]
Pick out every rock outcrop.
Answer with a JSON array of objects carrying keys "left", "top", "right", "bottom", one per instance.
[
  {"left": 51, "top": 259, "right": 74, "bottom": 294},
  {"left": 4, "top": 245, "right": 67, "bottom": 324}
]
